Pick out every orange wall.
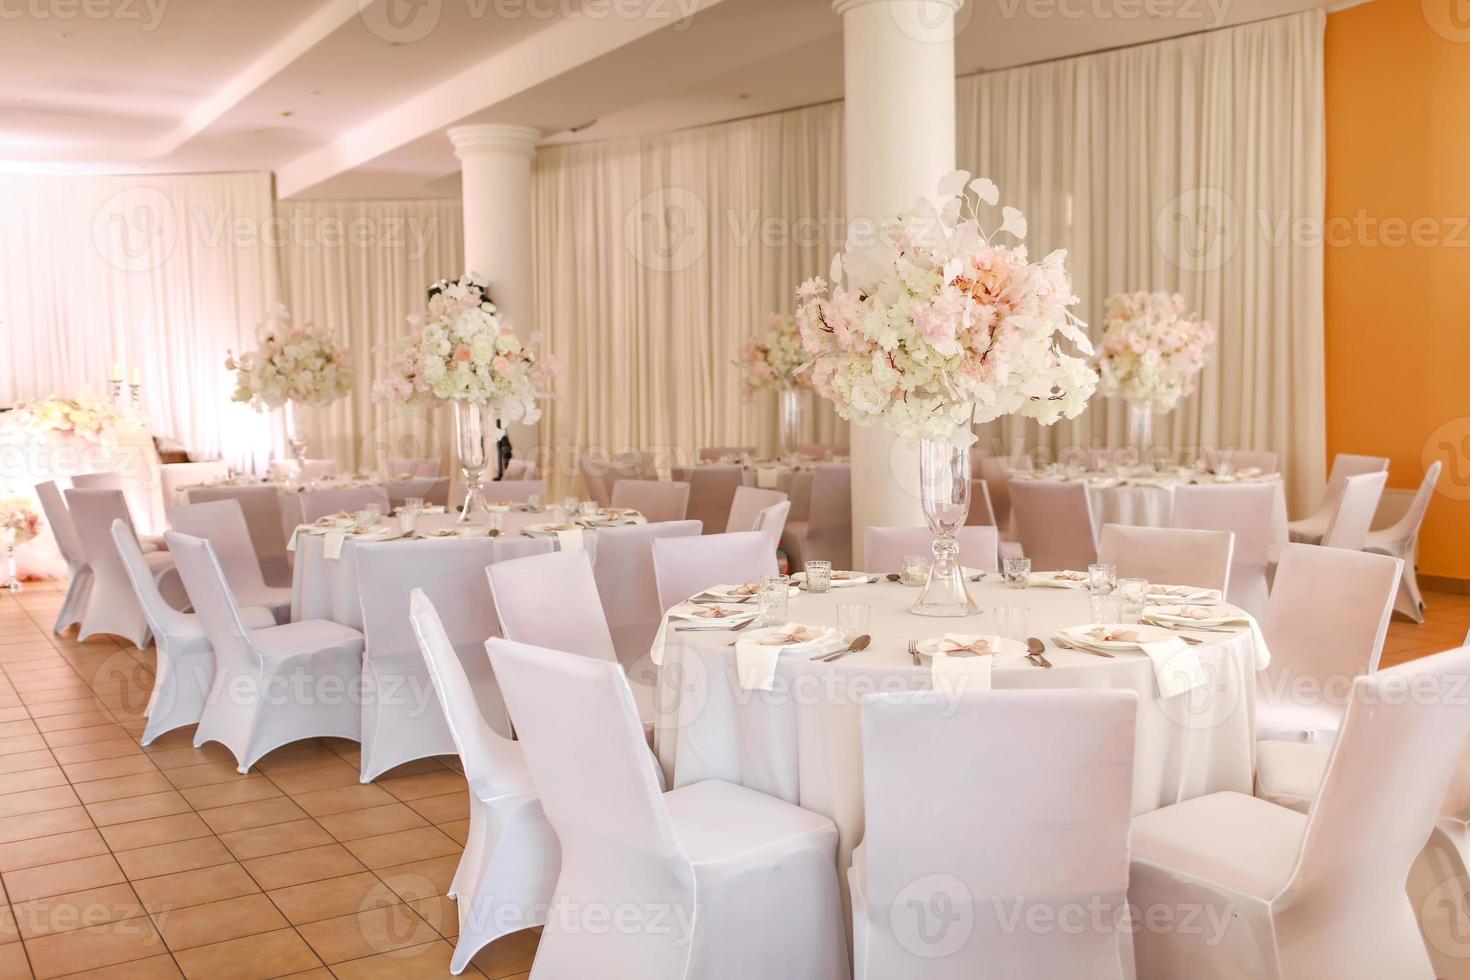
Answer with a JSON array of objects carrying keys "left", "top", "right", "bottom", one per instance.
[{"left": 1326, "top": 0, "right": 1470, "bottom": 579}]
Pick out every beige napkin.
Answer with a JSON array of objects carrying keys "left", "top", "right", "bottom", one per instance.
[
  {"left": 555, "top": 527, "right": 585, "bottom": 552},
  {"left": 322, "top": 529, "right": 349, "bottom": 561},
  {"left": 1081, "top": 627, "right": 1204, "bottom": 698},
  {"left": 756, "top": 467, "right": 780, "bottom": 489},
  {"left": 928, "top": 634, "right": 997, "bottom": 694},
  {"left": 736, "top": 624, "right": 828, "bottom": 692}
]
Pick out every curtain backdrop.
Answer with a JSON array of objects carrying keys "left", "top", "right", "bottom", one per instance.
[
  {"left": 0, "top": 171, "right": 281, "bottom": 471},
  {"left": 532, "top": 10, "right": 1326, "bottom": 510}
]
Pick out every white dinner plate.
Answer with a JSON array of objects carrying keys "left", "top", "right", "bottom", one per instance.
[
  {"left": 668, "top": 604, "right": 759, "bottom": 628},
  {"left": 1143, "top": 604, "right": 1249, "bottom": 629},
  {"left": 523, "top": 523, "right": 582, "bottom": 537},
  {"left": 1030, "top": 570, "right": 1091, "bottom": 588},
  {"left": 698, "top": 582, "right": 764, "bottom": 601},
  {"left": 791, "top": 570, "right": 875, "bottom": 588},
  {"left": 915, "top": 635, "right": 1029, "bottom": 662},
  {"left": 741, "top": 625, "right": 839, "bottom": 652},
  {"left": 1145, "top": 584, "right": 1221, "bottom": 604},
  {"left": 1058, "top": 623, "right": 1175, "bottom": 651}
]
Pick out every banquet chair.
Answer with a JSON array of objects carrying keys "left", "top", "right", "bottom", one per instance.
[
  {"left": 69, "top": 471, "right": 126, "bottom": 491},
  {"left": 748, "top": 499, "right": 791, "bottom": 549},
  {"left": 385, "top": 456, "right": 440, "bottom": 478},
  {"left": 72, "top": 471, "right": 167, "bottom": 550},
  {"left": 111, "top": 521, "right": 276, "bottom": 745},
  {"left": 1130, "top": 647, "right": 1470, "bottom": 979},
  {"left": 863, "top": 526, "right": 1000, "bottom": 575},
  {"left": 578, "top": 453, "right": 614, "bottom": 506},
  {"left": 385, "top": 476, "right": 450, "bottom": 510},
  {"left": 1364, "top": 460, "right": 1441, "bottom": 623},
  {"left": 268, "top": 458, "right": 339, "bottom": 482},
  {"left": 1254, "top": 543, "right": 1401, "bottom": 745},
  {"left": 1097, "top": 524, "right": 1234, "bottom": 595},
  {"left": 297, "top": 485, "right": 391, "bottom": 524},
  {"left": 963, "top": 479, "right": 998, "bottom": 526},
  {"left": 184, "top": 485, "right": 291, "bottom": 587},
  {"left": 781, "top": 463, "right": 852, "bottom": 571},
  {"left": 725, "top": 486, "right": 787, "bottom": 534},
  {"left": 354, "top": 538, "right": 549, "bottom": 782},
  {"left": 1009, "top": 480, "right": 1098, "bottom": 571},
  {"left": 160, "top": 460, "right": 230, "bottom": 504},
  {"left": 502, "top": 459, "right": 537, "bottom": 480},
  {"left": 1321, "top": 470, "right": 1388, "bottom": 550},
  {"left": 1171, "top": 484, "right": 1276, "bottom": 620},
  {"left": 1203, "top": 448, "right": 1279, "bottom": 474},
  {"left": 486, "top": 638, "right": 849, "bottom": 980},
  {"left": 35, "top": 480, "right": 92, "bottom": 634},
  {"left": 977, "top": 454, "right": 1025, "bottom": 560},
  {"left": 168, "top": 499, "right": 291, "bottom": 623},
  {"left": 698, "top": 446, "right": 755, "bottom": 462},
  {"left": 610, "top": 480, "right": 690, "bottom": 523},
  {"left": 686, "top": 465, "right": 744, "bottom": 535},
  {"left": 480, "top": 479, "right": 543, "bottom": 505},
  {"left": 591, "top": 521, "right": 703, "bottom": 678},
  {"left": 1288, "top": 452, "right": 1389, "bottom": 544},
  {"left": 652, "top": 531, "right": 777, "bottom": 612},
  {"left": 67, "top": 489, "right": 186, "bottom": 649},
  {"left": 408, "top": 592, "right": 559, "bottom": 974},
  {"left": 852, "top": 689, "right": 1137, "bottom": 979},
  {"left": 165, "top": 531, "right": 364, "bottom": 773},
  {"left": 794, "top": 443, "right": 837, "bottom": 460}
]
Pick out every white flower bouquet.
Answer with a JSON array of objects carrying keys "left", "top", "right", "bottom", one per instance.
[
  {"left": 1095, "top": 292, "right": 1215, "bottom": 412},
  {"left": 227, "top": 305, "right": 352, "bottom": 410}
]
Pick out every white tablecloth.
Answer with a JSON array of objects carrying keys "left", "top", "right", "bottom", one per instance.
[
  {"left": 1009, "top": 475, "right": 1290, "bottom": 543},
  {"left": 654, "top": 578, "right": 1265, "bottom": 880}
]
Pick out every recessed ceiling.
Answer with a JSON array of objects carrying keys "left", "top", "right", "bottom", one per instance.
[{"left": 0, "top": 0, "right": 1337, "bottom": 197}]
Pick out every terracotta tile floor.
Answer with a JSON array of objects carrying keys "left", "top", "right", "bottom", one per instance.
[
  {"left": 0, "top": 581, "right": 536, "bottom": 980},
  {"left": 3, "top": 576, "right": 1466, "bottom": 978}
]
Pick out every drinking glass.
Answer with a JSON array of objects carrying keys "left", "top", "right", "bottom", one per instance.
[
  {"left": 1089, "top": 593, "right": 1123, "bottom": 624},
  {"left": 526, "top": 493, "right": 542, "bottom": 512},
  {"left": 1002, "top": 556, "right": 1032, "bottom": 589},
  {"left": 757, "top": 574, "right": 790, "bottom": 626},
  {"left": 1118, "top": 578, "right": 1148, "bottom": 623},
  {"left": 355, "top": 508, "right": 379, "bottom": 529},
  {"left": 578, "top": 500, "right": 600, "bottom": 519},
  {"left": 404, "top": 497, "right": 425, "bottom": 512},
  {"left": 900, "top": 556, "right": 928, "bottom": 586},
  {"left": 1087, "top": 562, "right": 1118, "bottom": 595},
  {"left": 549, "top": 505, "right": 570, "bottom": 526},
  {"left": 399, "top": 509, "right": 418, "bottom": 535},
  {"left": 836, "top": 603, "right": 870, "bottom": 641},
  {"left": 486, "top": 512, "right": 505, "bottom": 535},
  {"left": 562, "top": 496, "right": 579, "bottom": 513},
  {"left": 804, "top": 560, "right": 833, "bottom": 593},
  {"left": 994, "top": 606, "right": 1030, "bottom": 641}
]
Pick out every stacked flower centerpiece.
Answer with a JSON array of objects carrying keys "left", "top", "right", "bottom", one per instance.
[
  {"left": 227, "top": 304, "right": 353, "bottom": 485},
  {"left": 0, "top": 496, "right": 42, "bottom": 592},
  {"left": 795, "top": 172, "right": 1097, "bottom": 615},
  {"left": 373, "top": 274, "right": 558, "bottom": 521},
  {"left": 1094, "top": 291, "right": 1215, "bottom": 453},
  {"left": 737, "top": 312, "right": 814, "bottom": 459}
]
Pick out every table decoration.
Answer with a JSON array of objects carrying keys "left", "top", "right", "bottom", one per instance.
[
  {"left": 373, "top": 273, "right": 559, "bottom": 522},
  {"left": 796, "top": 172, "right": 1097, "bottom": 617},
  {"left": 738, "top": 312, "right": 813, "bottom": 460},
  {"left": 0, "top": 497, "right": 43, "bottom": 591},
  {"left": 735, "top": 624, "right": 838, "bottom": 691},
  {"left": 1094, "top": 292, "right": 1214, "bottom": 454}
]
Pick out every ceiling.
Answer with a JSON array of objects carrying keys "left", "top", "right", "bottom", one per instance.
[{"left": 0, "top": 0, "right": 1338, "bottom": 198}]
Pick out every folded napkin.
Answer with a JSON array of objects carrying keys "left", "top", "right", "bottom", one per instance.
[
  {"left": 555, "top": 527, "right": 585, "bottom": 552},
  {"left": 756, "top": 467, "right": 780, "bottom": 489},
  {"left": 1079, "top": 627, "right": 1204, "bottom": 698},
  {"left": 736, "top": 624, "right": 829, "bottom": 692},
  {"left": 928, "top": 634, "right": 997, "bottom": 693},
  {"left": 323, "top": 529, "right": 349, "bottom": 561}
]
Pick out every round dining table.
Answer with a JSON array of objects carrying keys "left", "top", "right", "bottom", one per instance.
[
  {"left": 652, "top": 576, "right": 1268, "bottom": 880},
  {"left": 1007, "top": 471, "right": 1290, "bottom": 541}
]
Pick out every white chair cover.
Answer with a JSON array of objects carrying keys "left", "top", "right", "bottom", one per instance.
[
  {"left": 269, "top": 458, "right": 340, "bottom": 482},
  {"left": 852, "top": 689, "right": 1137, "bottom": 979},
  {"left": 863, "top": 526, "right": 1000, "bottom": 574},
  {"left": 652, "top": 530, "right": 778, "bottom": 612},
  {"left": 1288, "top": 452, "right": 1389, "bottom": 544},
  {"left": 408, "top": 592, "right": 558, "bottom": 974},
  {"left": 168, "top": 499, "right": 290, "bottom": 623},
  {"left": 963, "top": 479, "right": 998, "bottom": 526},
  {"left": 1098, "top": 524, "right": 1234, "bottom": 595},
  {"left": 976, "top": 455, "right": 1017, "bottom": 540},
  {"left": 385, "top": 457, "right": 440, "bottom": 478},
  {"left": 578, "top": 453, "right": 614, "bottom": 506},
  {"left": 781, "top": 463, "right": 852, "bottom": 571},
  {"left": 610, "top": 480, "right": 690, "bottom": 524},
  {"left": 698, "top": 446, "right": 755, "bottom": 462},
  {"left": 487, "top": 638, "right": 848, "bottom": 980},
  {"left": 183, "top": 485, "right": 291, "bottom": 587},
  {"left": 1131, "top": 647, "right": 1470, "bottom": 979},
  {"left": 591, "top": 521, "right": 702, "bottom": 675},
  {"left": 67, "top": 488, "right": 186, "bottom": 649},
  {"left": 686, "top": 465, "right": 744, "bottom": 534},
  {"left": 1204, "top": 448, "right": 1279, "bottom": 473},
  {"left": 159, "top": 461, "right": 230, "bottom": 504},
  {"left": 384, "top": 476, "right": 450, "bottom": 509},
  {"left": 725, "top": 486, "right": 787, "bottom": 533},
  {"left": 487, "top": 550, "right": 619, "bottom": 663},
  {"left": 69, "top": 471, "right": 125, "bottom": 490},
  {"left": 297, "top": 485, "right": 391, "bottom": 524},
  {"left": 1364, "top": 460, "right": 1441, "bottom": 623},
  {"left": 1321, "top": 470, "right": 1388, "bottom": 550},
  {"left": 752, "top": 499, "right": 791, "bottom": 550},
  {"left": 502, "top": 459, "right": 537, "bottom": 480},
  {"left": 1256, "top": 543, "right": 1402, "bottom": 744},
  {"left": 1171, "top": 483, "right": 1276, "bottom": 620},
  {"left": 166, "top": 530, "right": 364, "bottom": 772},
  {"left": 35, "top": 479, "right": 92, "bottom": 633},
  {"left": 481, "top": 479, "right": 543, "bottom": 505},
  {"left": 1009, "top": 480, "right": 1099, "bottom": 571}
]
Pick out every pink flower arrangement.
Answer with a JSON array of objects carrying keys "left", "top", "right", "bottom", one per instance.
[
  {"left": 0, "top": 497, "right": 42, "bottom": 546},
  {"left": 737, "top": 313, "right": 813, "bottom": 398},
  {"left": 1095, "top": 292, "right": 1215, "bottom": 412},
  {"left": 4, "top": 395, "right": 143, "bottom": 446},
  {"left": 227, "top": 305, "right": 352, "bottom": 410}
]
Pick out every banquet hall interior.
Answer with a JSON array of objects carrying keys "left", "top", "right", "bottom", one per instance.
[{"left": 1, "top": 0, "right": 1468, "bottom": 976}]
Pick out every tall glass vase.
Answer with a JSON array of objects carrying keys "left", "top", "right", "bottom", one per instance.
[
  {"left": 283, "top": 401, "right": 311, "bottom": 487},
  {"left": 778, "top": 386, "right": 802, "bottom": 462},
  {"left": 455, "top": 401, "right": 496, "bottom": 523},
  {"left": 1, "top": 530, "right": 21, "bottom": 593},
  {"left": 911, "top": 438, "right": 978, "bottom": 617},
  {"left": 1126, "top": 403, "right": 1153, "bottom": 455}
]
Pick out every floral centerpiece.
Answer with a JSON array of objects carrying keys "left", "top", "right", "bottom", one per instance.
[
  {"left": 4, "top": 394, "right": 144, "bottom": 447},
  {"left": 795, "top": 171, "right": 1097, "bottom": 615},
  {"left": 227, "top": 304, "right": 352, "bottom": 484},
  {"left": 1094, "top": 291, "right": 1214, "bottom": 449},
  {"left": 372, "top": 274, "right": 559, "bottom": 520},
  {"left": 737, "top": 313, "right": 813, "bottom": 457},
  {"left": 0, "top": 496, "right": 43, "bottom": 591}
]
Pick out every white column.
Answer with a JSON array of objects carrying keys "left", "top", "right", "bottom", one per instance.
[
  {"left": 833, "top": 0, "right": 962, "bottom": 563},
  {"left": 448, "top": 123, "right": 542, "bottom": 450}
]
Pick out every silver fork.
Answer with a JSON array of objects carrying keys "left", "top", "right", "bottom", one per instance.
[{"left": 908, "top": 639, "right": 920, "bottom": 666}]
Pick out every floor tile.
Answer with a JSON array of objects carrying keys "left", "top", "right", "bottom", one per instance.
[
  {"left": 4, "top": 855, "right": 126, "bottom": 904},
  {"left": 218, "top": 820, "right": 332, "bottom": 862},
  {"left": 85, "top": 794, "right": 192, "bottom": 829},
  {"left": 12, "top": 883, "right": 143, "bottom": 940},
  {"left": 22, "top": 915, "right": 164, "bottom": 980},
  {"left": 313, "top": 805, "right": 428, "bottom": 843},
  {"left": 128, "top": 865, "right": 260, "bottom": 916},
  {"left": 96, "top": 815, "right": 213, "bottom": 854},
  {"left": 171, "top": 927, "right": 322, "bottom": 980},
  {"left": 340, "top": 829, "right": 460, "bottom": 871},
  {"left": 294, "top": 904, "right": 436, "bottom": 964},
  {"left": 152, "top": 894, "right": 287, "bottom": 951},
  {"left": 264, "top": 873, "right": 398, "bottom": 926},
  {"left": 113, "top": 838, "right": 234, "bottom": 881},
  {"left": 0, "top": 830, "right": 109, "bottom": 873},
  {"left": 240, "top": 845, "right": 366, "bottom": 892},
  {"left": 290, "top": 786, "right": 394, "bottom": 818},
  {"left": 195, "top": 798, "right": 307, "bottom": 836}
]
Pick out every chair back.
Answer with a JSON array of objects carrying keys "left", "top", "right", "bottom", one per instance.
[
  {"left": 183, "top": 485, "right": 289, "bottom": 579},
  {"left": 611, "top": 481, "right": 690, "bottom": 524},
  {"left": 1379, "top": 460, "right": 1442, "bottom": 543},
  {"left": 863, "top": 526, "right": 1000, "bottom": 574},
  {"left": 807, "top": 464, "right": 852, "bottom": 537},
  {"left": 795, "top": 443, "right": 837, "bottom": 460},
  {"left": 269, "top": 459, "right": 339, "bottom": 482},
  {"left": 160, "top": 462, "right": 230, "bottom": 504},
  {"left": 686, "top": 466, "right": 744, "bottom": 534},
  {"left": 976, "top": 455, "right": 1014, "bottom": 531},
  {"left": 65, "top": 489, "right": 136, "bottom": 595},
  {"left": 579, "top": 454, "right": 613, "bottom": 506},
  {"left": 70, "top": 472, "right": 126, "bottom": 491},
  {"left": 488, "top": 550, "right": 618, "bottom": 663},
  {"left": 698, "top": 446, "right": 754, "bottom": 462},
  {"left": 964, "top": 480, "right": 997, "bottom": 526},
  {"left": 1318, "top": 453, "right": 1390, "bottom": 515},
  {"left": 1098, "top": 524, "right": 1234, "bottom": 594},
  {"left": 1009, "top": 481, "right": 1098, "bottom": 571},
  {"left": 298, "top": 486, "right": 391, "bottom": 524},
  {"left": 1322, "top": 471, "right": 1389, "bottom": 550},
  {"left": 503, "top": 459, "right": 537, "bottom": 480},
  {"left": 1170, "top": 483, "right": 1275, "bottom": 617},
  {"left": 1204, "top": 449, "right": 1279, "bottom": 474},
  {"left": 409, "top": 591, "right": 528, "bottom": 800},
  {"left": 168, "top": 499, "right": 269, "bottom": 595},
  {"left": 35, "top": 480, "right": 84, "bottom": 564},
  {"left": 111, "top": 520, "right": 194, "bottom": 639},
  {"left": 385, "top": 476, "right": 450, "bottom": 509},
  {"left": 386, "top": 457, "right": 440, "bottom": 478},
  {"left": 482, "top": 480, "right": 543, "bottom": 505},
  {"left": 592, "top": 521, "right": 702, "bottom": 667},
  {"left": 1264, "top": 543, "right": 1401, "bottom": 685},
  {"left": 652, "top": 531, "right": 777, "bottom": 611},
  {"left": 725, "top": 486, "right": 787, "bottom": 533},
  {"left": 163, "top": 530, "right": 256, "bottom": 673},
  {"left": 859, "top": 689, "right": 1137, "bottom": 975},
  {"left": 752, "top": 500, "right": 791, "bottom": 547}
]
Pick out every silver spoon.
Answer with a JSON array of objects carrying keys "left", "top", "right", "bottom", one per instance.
[{"left": 820, "top": 634, "right": 872, "bottom": 662}]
